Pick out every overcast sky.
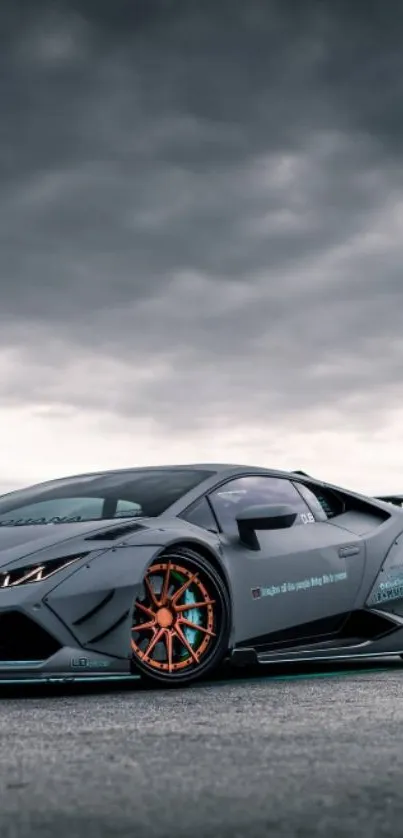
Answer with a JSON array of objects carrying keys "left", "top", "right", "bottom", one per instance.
[{"left": 1, "top": 0, "right": 403, "bottom": 494}]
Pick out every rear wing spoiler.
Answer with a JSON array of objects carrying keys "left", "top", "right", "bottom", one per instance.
[{"left": 375, "top": 494, "right": 403, "bottom": 507}]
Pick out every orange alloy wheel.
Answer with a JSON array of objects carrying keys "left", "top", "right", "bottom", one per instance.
[{"left": 131, "top": 558, "right": 221, "bottom": 675}]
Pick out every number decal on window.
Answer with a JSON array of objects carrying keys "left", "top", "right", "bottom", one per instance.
[{"left": 299, "top": 512, "right": 315, "bottom": 524}]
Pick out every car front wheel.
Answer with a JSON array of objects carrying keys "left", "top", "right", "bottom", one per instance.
[{"left": 130, "top": 546, "right": 231, "bottom": 686}]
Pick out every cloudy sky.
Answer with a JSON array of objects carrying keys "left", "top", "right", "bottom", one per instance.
[{"left": 1, "top": 0, "right": 403, "bottom": 494}]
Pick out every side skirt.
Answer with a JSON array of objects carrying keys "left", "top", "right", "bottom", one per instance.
[
  {"left": 230, "top": 608, "right": 403, "bottom": 667},
  {"left": 230, "top": 645, "right": 403, "bottom": 668}
]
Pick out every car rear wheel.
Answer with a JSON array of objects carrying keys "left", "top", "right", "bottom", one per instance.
[{"left": 130, "top": 546, "right": 231, "bottom": 686}]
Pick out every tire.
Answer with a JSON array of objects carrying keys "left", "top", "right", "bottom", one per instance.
[{"left": 130, "top": 546, "right": 231, "bottom": 686}]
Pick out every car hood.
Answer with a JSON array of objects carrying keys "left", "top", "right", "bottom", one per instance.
[{"left": 0, "top": 518, "right": 147, "bottom": 568}]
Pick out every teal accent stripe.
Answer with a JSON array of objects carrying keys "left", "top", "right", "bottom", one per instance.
[
  {"left": 0, "top": 660, "right": 44, "bottom": 667},
  {"left": 0, "top": 674, "right": 140, "bottom": 684}
]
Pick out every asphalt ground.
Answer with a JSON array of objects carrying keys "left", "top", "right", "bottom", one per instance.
[{"left": 1, "top": 659, "right": 403, "bottom": 838}]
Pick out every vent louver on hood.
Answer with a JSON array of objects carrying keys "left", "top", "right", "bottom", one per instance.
[{"left": 85, "top": 522, "right": 146, "bottom": 541}]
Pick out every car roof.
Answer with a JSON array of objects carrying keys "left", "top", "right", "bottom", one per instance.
[
  {"left": 54, "top": 463, "right": 300, "bottom": 481},
  {"left": 0, "top": 464, "right": 317, "bottom": 506}
]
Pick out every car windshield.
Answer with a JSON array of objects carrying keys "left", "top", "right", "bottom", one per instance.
[{"left": 0, "top": 469, "right": 213, "bottom": 527}]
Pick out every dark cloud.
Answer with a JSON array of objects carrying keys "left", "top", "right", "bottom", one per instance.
[{"left": 1, "top": 0, "right": 403, "bottom": 435}]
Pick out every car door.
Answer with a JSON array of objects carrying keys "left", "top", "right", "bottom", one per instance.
[{"left": 208, "top": 475, "right": 366, "bottom": 646}]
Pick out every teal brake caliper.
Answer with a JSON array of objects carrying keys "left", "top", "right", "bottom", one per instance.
[
  {"left": 172, "top": 571, "right": 202, "bottom": 652},
  {"left": 182, "top": 588, "right": 202, "bottom": 648}
]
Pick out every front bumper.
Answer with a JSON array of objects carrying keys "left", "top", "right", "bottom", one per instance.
[
  {"left": 0, "top": 643, "right": 135, "bottom": 683},
  {"left": 0, "top": 543, "right": 160, "bottom": 682}
]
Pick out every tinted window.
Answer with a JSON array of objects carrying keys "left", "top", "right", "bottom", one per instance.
[
  {"left": 293, "top": 483, "right": 328, "bottom": 521},
  {"left": 0, "top": 497, "right": 105, "bottom": 526},
  {"left": 209, "top": 476, "right": 314, "bottom": 535},
  {"left": 0, "top": 469, "right": 214, "bottom": 527},
  {"left": 294, "top": 482, "right": 344, "bottom": 519},
  {"left": 180, "top": 497, "right": 219, "bottom": 532}
]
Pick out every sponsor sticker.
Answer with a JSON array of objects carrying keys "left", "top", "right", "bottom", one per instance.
[
  {"left": 251, "top": 571, "right": 348, "bottom": 599},
  {"left": 71, "top": 657, "right": 111, "bottom": 669}
]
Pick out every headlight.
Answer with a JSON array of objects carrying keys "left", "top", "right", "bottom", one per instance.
[{"left": 0, "top": 553, "right": 89, "bottom": 588}]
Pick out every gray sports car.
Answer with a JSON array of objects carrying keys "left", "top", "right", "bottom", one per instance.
[{"left": 1, "top": 463, "right": 403, "bottom": 687}]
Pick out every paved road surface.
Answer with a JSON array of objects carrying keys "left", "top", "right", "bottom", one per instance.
[{"left": 1, "top": 660, "right": 403, "bottom": 838}]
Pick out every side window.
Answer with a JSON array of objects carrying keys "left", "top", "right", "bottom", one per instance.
[
  {"left": 293, "top": 483, "right": 328, "bottom": 521},
  {"left": 209, "top": 476, "right": 315, "bottom": 536},
  {"left": 179, "top": 497, "right": 219, "bottom": 532},
  {"left": 294, "top": 482, "right": 344, "bottom": 520},
  {"left": 115, "top": 499, "right": 143, "bottom": 518}
]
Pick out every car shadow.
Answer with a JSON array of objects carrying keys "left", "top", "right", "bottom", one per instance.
[{"left": 0, "top": 656, "right": 401, "bottom": 699}]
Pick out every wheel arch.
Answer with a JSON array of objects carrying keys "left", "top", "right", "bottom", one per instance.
[
  {"left": 156, "top": 539, "right": 230, "bottom": 591},
  {"left": 156, "top": 538, "right": 235, "bottom": 646}
]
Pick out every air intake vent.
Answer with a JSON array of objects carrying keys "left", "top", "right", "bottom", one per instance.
[
  {"left": 86, "top": 522, "right": 146, "bottom": 541},
  {"left": 0, "top": 613, "right": 61, "bottom": 660}
]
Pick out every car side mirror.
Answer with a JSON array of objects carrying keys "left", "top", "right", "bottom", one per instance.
[{"left": 236, "top": 504, "right": 297, "bottom": 550}]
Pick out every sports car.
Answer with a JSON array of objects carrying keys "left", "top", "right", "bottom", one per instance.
[{"left": 1, "top": 463, "right": 403, "bottom": 687}]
